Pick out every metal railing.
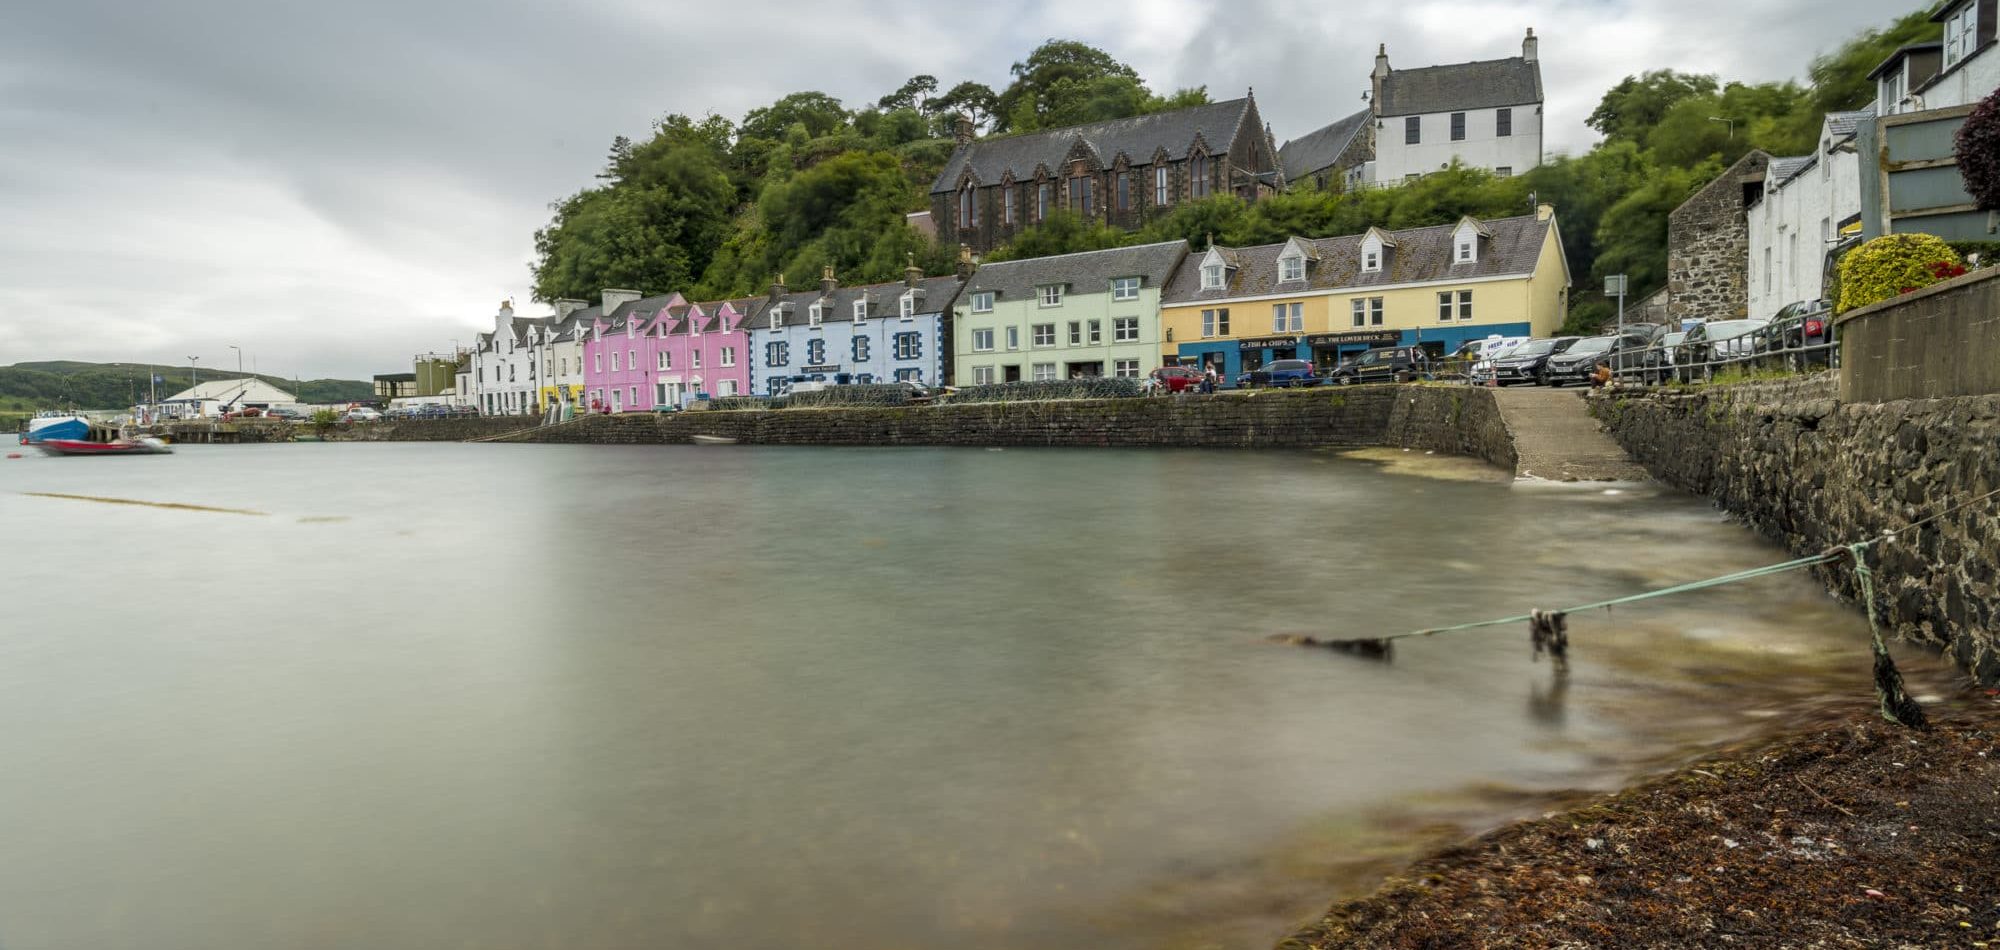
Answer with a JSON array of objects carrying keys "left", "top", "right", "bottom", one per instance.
[{"left": 1610, "top": 321, "right": 1841, "bottom": 387}]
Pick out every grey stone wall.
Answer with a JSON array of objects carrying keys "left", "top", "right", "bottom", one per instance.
[
  {"left": 1593, "top": 377, "right": 2000, "bottom": 684},
  {"left": 1667, "top": 150, "right": 1769, "bottom": 324},
  {"left": 496, "top": 387, "right": 1517, "bottom": 469},
  {"left": 1838, "top": 268, "right": 2000, "bottom": 403}
]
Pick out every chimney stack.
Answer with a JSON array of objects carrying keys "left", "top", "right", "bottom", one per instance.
[
  {"left": 769, "top": 273, "right": 787, "bottom": 304},
  {"left": 601, "top": 288, "right": 643, "bottom": 315},
  {"left": 904, "top": 253, "right": 923, "bottom": 288},
  {"left": 820, "top": 265, "right": 837, "bottom": 297},
  {"left": 554, "top": 298, "right": 588, "bottom": 320},
  {"left": 1371, "top": 44, "right": 1390, "bottom": 116},
  {"left": 1522, "top": 27, "right": 1537, "bottom": 63},
  {"left": 956, "top": 244, "right": 977, "bottom": 280},
  {"left": 954, "top": 113, "right": 974, "bottom": 147},
  {"left": 1536, "top": 203, "right": 1554, "bottom": 221},
  {"left": 498, "top": 300, "right": 514, "bottom": 317}
]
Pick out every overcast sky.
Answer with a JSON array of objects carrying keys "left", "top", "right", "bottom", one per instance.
[{"left": 0, "top": 0, "right": 1916, "bottom": 380}]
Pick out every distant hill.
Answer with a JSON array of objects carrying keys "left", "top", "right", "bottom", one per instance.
[{"left": 0, "top": 361, "right": 373, "bottom": 412}]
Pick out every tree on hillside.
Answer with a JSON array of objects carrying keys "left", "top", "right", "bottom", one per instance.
[
  {"left": 532, "top": 136, "right": 736, "bottom": 302},
  {"left": 1806, "top": 6, "right": 1938, "bottom": 114},
  {"left": 1646, "top": 80, "right": 1815, "bottom": 169},
  {"left": 994, "top": 40, "right": 1144, "bottom": 132},
  {"left": 878, "top": 75, "right": 938, "bottom": 113},
  {"left": 1586, "top": 71, "right": 1720, "bottom": 149},
  {"left": 931, "top": 81, "right": 999, "bottom": 133},
  {"left": 739, "top": 92, "right": 850, "bottom": 143},
  {"left": 698, "top": 150, "right": 944, "bottom": 297}
]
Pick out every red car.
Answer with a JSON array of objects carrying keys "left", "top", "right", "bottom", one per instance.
[{"left": 1149, "top": 366, "right": 1205, "bottom": 393}]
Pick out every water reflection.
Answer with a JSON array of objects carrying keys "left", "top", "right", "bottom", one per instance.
[{"left": 0, "top": 443, "right": 1950, "bottom": 950}]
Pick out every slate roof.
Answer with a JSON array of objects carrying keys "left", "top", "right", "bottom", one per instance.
[
  {"left": 754, "top": 277, "right": 965, "bottom": 330},
  {"left": 961, "top": 240, "right": 1190, "bottom": 303},
  {"left": 1767, "top": 155, "right": 1813, "bottom": 185},
  {"left": 1280, "top": 108, "right": 1371, "bottom": 182},
  {"left": 1824, "top": 108, "right": 1875, "bottom": 142},
  {"left": 1376, "top": 57, "right": 1542, "bottom": 117},
  {"left": 930, "top": 99, "right": 1254, "bottom": 195},
  {"left": 1160, "top": 214, "right": 1555, "bottom": 305}
]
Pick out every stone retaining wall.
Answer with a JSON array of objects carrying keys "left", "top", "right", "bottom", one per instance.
[
  {"left": 499, "top": 387, "right": 1518, "bottom": 468},
  {"left": 1593, "top": 376, "right": 2000, "bottom": 684}
]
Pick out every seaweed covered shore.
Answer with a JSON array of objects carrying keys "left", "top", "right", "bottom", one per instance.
[{"left": 1283, "top": 698, "right": 2000, "bottom": 949}]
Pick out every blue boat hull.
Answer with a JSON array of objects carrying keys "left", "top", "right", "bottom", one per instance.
[{"left": 25, "top": 416, "right": 89, "bottom": 443}]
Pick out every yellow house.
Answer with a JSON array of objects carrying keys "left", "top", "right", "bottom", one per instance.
[{"left": 1158, "top": 206, "right": 1570, "bottom": 381}]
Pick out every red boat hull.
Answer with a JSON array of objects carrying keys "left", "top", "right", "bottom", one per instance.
[{"left": 34, "top": 438, "right": 172, "bottom": 456}]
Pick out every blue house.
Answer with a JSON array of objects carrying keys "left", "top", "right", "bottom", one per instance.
[{"left": 744, "top": 264, "right": 964, "bottom": 396}]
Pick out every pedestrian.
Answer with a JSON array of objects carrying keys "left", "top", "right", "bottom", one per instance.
[
  {"left": 1590, "top": 361, "right": 1613, "bottom": 389},
  {"left": 1201, "top": 365, "right": 1217, "bottom": 394}
]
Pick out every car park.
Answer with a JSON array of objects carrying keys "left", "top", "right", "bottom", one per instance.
[
  {"left": 1758, "top": 299, "right": 1835, "bottom": 369},
  {"left": 1327, "top": 345, "right": 1428, "bottom": 385},
  {"left": 1641, "top": 331, "right": 1689, "bottom": 383},
  {"left": 1679, "top": 319, "right": 1771, "bottom": 377},
  {"left": 339, "top": 407, "right": 383, "bottom": 423},
  {"left": 1235, "top": 358, "right": 1321, "bottom": 388}
]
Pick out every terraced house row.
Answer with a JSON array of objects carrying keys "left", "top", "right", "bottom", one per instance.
[{"left": 465, "top": 206, "right": 1569, "bottom": 413}]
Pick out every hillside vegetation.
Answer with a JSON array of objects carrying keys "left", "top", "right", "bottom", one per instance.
[
  {"left": 0, "top": 361, "right": 372, "bottom": 414},
  {"left": 530, "top": 8, "right": 1936, "bottom": 334}
]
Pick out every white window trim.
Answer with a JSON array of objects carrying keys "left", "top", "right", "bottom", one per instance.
[
  {"left": 971, "top": 292, "right": 994, "bottom": 313},
  {"left": 899, "top": 292, "right": 916, "bottom": 320},
  {"left": 808, "top": 303, "right": 823, "bottom": 328},
  {"left": 1038, "top": 285, "right": 1064, "bottom": 307},
  {"left": 1113, "top": 316, "right": 1139, "bottom": 343},
  {"left": 1200, "top": 263, "right": 1224, "bottom": 290},
  {"left": 853, "top": 299, "right": 867, "bottom": 321},
  {"left": 972, "top": 328, "right": 995, "bottom": 352},
  {"left": 1112, "top": 277, "right": 1140, "bottom": 301},
  {"left": 1032, "top": 323, "right": 1056, "bottom": 348},
  {"left": 720, "top": 347, "right": 736, "bottom": 367}
]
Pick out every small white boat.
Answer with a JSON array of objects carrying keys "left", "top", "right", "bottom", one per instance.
[{"left": 689, "top": 434, "right": 737, "bottom": 445}]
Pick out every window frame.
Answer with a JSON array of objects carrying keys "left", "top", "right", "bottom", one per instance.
[
  {"left": 720, "top": 346, "right": 735, "bottom": 367},
  {"left": 1278, "top": 254, "right": 1304, "bottom": 282},
  {"left": 970, "top": 291, "right": 994, "bottom": 313},
  {"left": 853, "top": 299, "right": 867, "bottom": 322},
  {"left": 1450, "top": 112, "right": 1466, "bottom": 141},
  {"left": 972, "top": 328, "right": 995, "bottom": 352},
  {"left": 1031, "top": 362, "right": 1057, "bottom": 382},
  {"left": 1405, "top": 116, "right": 1420, "bottom": 145},
  {"left": 1113, "top": 359, "right": 1140, "bottom": 378},
  {"left": 1154, "top": 165, "right": 1169, "bottom": 205},
  {"left": 1038, "top": 284, "right": 1064, "bottom": 307},
  {"left": 973, "top": 365, "right": 996, "bottom": 384},
  {"left": 1437, "top": 291, "right": 1454, "bottom": 323},
  {"left": 1457, "top": 290, "right": 1473, "bottom": 321},
  {"left": 1496, "top": 107, "right": 1513, "bottom": 137},
  {"left": 1113, "top": 316, "right": 1139, "bottom": 342},
  {"left": 1032, "top": 323, "right": 1056, "bottom": 348},
  {"left": 1111, "top": 276, "right": 1140, "bottom": 301}
]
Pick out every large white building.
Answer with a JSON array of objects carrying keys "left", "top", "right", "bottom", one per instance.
[
  {"left": 160, "top": 378, "right": 298, "bottom": 418},
  {"left": 1364, "top": 29, "right": 1545, "bottom": 186},
  {"left": 1745, "top": 109, "right": 1874, "bottom": 320}
]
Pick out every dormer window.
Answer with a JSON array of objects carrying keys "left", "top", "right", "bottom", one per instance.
[
  {"left": 1038, "top": 284, "right": 1064, "bottom": 307},
  {"left": 1279, "top": 254, "right": 1304, "bottom": 282},
  {"left": 1200, "top": 263, "right": 1224, "bottom": 290},
  {"left": 769, "top": 309, "right": 782, "bottom": 331},
  {"left": 853, "top": 298, "right": 867, "bottom": 322},
  {"left": 1456, "top": 239, "right": 1474, "bottom": 263},
  {"left": 899, "top": 291, "right": 916, "bottom": 319},
  {"left": 1452, "top": 219, "right": 1485, "bottom": 264},
  {"left": 808, "top": 302, "right": 823, "bottom": 327}
]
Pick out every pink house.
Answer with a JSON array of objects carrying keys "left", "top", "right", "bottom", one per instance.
[
  {"left": 582, "top": 293, "right": 681, "bottom": 413},
  {"left": 583, "top": 295, "right": 758, "bottom": 411}
]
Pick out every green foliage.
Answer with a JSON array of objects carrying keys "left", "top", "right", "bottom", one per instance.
[
  {"left": 981, "top": 211, "right": 1133, "bottom": 262},
  {"left": 994, "top": 40, "right": 1142, "bottom": 133},
  {"left": 1587, "top": 71, "right": 1720, "bottom": 149},
  {"left": 1946, "top": 241, "right": 2000, "bottom": 269},
  {"left": 1804, "top": 7, "right": 1938, "bottom": 114},
  {"left": 1835, "top": 234, "right": 1963, "bottom": 313},
  {"left": 1957, "top": 88, "right": 2000, "bottom": 210},
  {"left": 309, "top": 408, "right": 340, "bottom": 431}
]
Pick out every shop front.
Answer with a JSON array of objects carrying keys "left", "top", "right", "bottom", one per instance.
[
  {"left": 1307, "top": 330, "right": 1401, "bottom": 371},
  {"left": 1234, "top": 335, "right": 1307, "bottom": 376}
]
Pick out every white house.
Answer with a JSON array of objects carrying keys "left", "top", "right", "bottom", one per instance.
[
  {"left": 1745, "top": 108, "right": 1873, "bottom": 320},
  {"left": 161, "top": 378, "right": 297, "bottom": 418},
  {"left": 1923, "top": 0, "right": 2000, "bottom": 110},
  {"left": 468, "top": 301, "right": 547, "bottom": 417},
  {"left": 1363, "top": 29, "right": 1545, "bottom": 186}
]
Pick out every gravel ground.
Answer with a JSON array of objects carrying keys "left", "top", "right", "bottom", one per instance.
[{"left": 1281, "top": 695, "right": 2000, "bottom": 949}]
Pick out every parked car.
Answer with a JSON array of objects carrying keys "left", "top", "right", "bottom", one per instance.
[
  {"left": 1149, "top": 366, "right": 1205, "bottom": 393},
  {"left": 1236, "top": 358, "right": 1322, "bottom": 389},
  {"left": 263, "top": 406, "right": 304, "bottom": 421},
  {"left": 1543, "top": 333, "right": 1651, "bottom": 386},
  {"left": 1680, "top": 318, "right": 1772, "bottom": 377},
  {"left": 1758, "top": 299, "right": 1835, "bottom": 369},
  {"left": 1327, "top": 346, "right": 1429, "bottom": 385},
  {"left": 339, "top": 407, "right": 383, "bottom": 423},
  {"left": 1467, "top": 336, "right": 1532, "bottom": 383},
  {"left": 1489, "top": 337, "right": 1578, "bottom": 385},
  {"left": 1641, "top": 331, "right": 1689, "bottom": 383}
]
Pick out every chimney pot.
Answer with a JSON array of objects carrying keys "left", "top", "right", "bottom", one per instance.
[
  {"left": 820, "top": 266, "right": 837, "bottom": 296},
  {"left": 904, "top": 252, "right": 923, "bottom": 288},
  {"left": 954, "top": 113, "right": 974, "bottom": 147},
  {"left": 1523, "top": 27, "right": 1538, "bottom": 63}
]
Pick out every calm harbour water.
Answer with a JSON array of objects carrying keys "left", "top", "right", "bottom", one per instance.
[{"left": 0, "top": 443, "right": 1937, "bottom": 950}]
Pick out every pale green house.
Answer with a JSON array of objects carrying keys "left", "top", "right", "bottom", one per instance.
[{"left": 953, "top": 240, "right": 1190, "bottom": 385}]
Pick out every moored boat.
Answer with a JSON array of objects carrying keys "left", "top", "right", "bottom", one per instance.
[
  {"left": 34, "top": 436, "right": 174, "bottom": 457},
  {"left": 689, "top": 434, "right": 737, "bottom": 445},
  {"left": 23, "top": 411, "right": 90, "bottom": 444}
]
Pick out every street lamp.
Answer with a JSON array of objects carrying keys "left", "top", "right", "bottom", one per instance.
[
  {"left": 1707, "top": 116, "right": 1737, "bottom": 140},
  {"left": 228, "top": 344, "right": 242, "bottom": 375},
  {"left": 188, "top": 355, "right": 200, "bottom": 386}
]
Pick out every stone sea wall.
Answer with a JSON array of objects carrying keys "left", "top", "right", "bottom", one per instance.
[
  {"left": 1593, "top": 376, "right": 2000, "bottom": 684},
  {"left": 499, "top": 387, "right": 1519, "bottom": 469}
]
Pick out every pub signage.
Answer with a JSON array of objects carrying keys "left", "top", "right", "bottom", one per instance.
[
  {"left": 1235, "top": 335, "right": 1301, "bottom": 351},
  {"left": 1306, "top": 330, "right": 1400, "bottom": 346},
  {"left": 800, "top": 364, "right": 842, "bottom": 373}
]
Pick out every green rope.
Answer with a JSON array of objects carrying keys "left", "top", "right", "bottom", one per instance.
[
  {"left": 1385, "top": 550, "right": 1844, "bottom": 642},
  {"left": 1848, "top": 543, "right": 1929, "bottom": 730}
]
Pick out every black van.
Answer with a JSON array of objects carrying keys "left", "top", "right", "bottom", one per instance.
[{"left": 1326, "top": 346, "right": 1427, "bottom": 385}]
